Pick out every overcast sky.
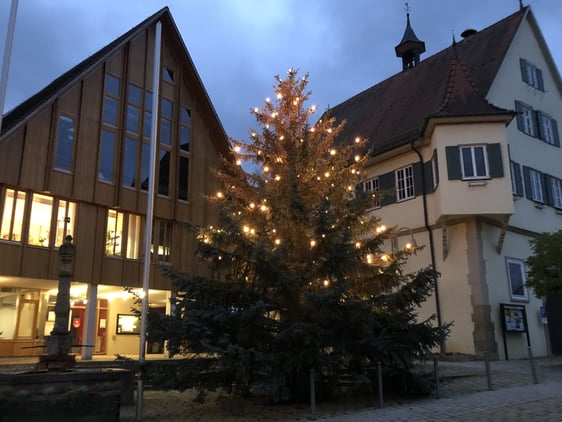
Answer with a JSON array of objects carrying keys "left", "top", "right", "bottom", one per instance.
[{"left": 1, "top": 0, "right": 561, "bottom": 142}]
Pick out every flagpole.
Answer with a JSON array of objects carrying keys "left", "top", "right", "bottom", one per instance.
[
  {"left": 136, "top": 19, "right": 161, "bottom": 421},
  {"left": 0, "top": 0, "right": 19, "bottom": 132}
]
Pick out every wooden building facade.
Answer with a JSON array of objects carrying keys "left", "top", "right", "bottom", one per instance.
[{"left": 0, "top": 8, "right": 229, "bottom": 357}]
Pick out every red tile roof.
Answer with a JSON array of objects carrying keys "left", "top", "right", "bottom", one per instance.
[{"left": 326, "top": 7, "right": 527, "bottom": 155}]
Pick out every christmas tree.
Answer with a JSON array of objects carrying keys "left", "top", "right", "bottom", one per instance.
[{"left": 151, "top": 69, "right": 448, "bottom": 402}]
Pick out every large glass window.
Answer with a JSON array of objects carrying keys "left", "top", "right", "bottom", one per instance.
[
  {"left": 395, "top": 166, "right": 414, "bottom": 202},
  {"left": 105, "top": 209, "right": 123, "bottom": 256},
  {"left": 529, "top": 169, "right": 544, "bottom": 203},
  {"left": 28, "top": 194, "right": 53, "bottom": 247},
  {"left": 537, "top": 111, "right": 560, "bottom": 146},
  {"left": 506, "top": 257, "right": 528, "bottom": 301},
  {"left": 55, "top": 200, "right": 76, "bottom": 247},
  {"left": 55, "top": 116, "right": 75, "bottom": 171},
  {"left": 519, "top": 58, "right": 544, "bottom": 91},
  {"left": 180, "top": 107, "right": 191, "bottom": 152},
  {"left": 178, "top": 156, "right": 189, "bottom": 201},
  {"left": 158, "top": 150, "right": 170, "bottom": 196},
  {"left": 460, "top": 145, "right": 488, "bottom": 179},
  {"left": 99, "top": 129, "right": 115, "bottom": 182},
  {"left": 126, "top": 214, "right": 141, "bottom": 259},
  {"left": 153, "top": 221, "right": 172, "bottom": 262},
  {"left": 1, "top": 189, "right": 26, "bottom": 242},
  {"left": 123, "top": 137, "right": 138, "bottom": 188}
]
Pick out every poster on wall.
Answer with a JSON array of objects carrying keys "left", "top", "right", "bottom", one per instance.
[
  {"left": 116, "top": 314, "right": 141, "bottom": 335},
  {"left": 500, "top": 303, "right": 527, "bottom": 333}
]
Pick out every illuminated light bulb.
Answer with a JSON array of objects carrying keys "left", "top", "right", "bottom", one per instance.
[
  {"left": 405, "top": 242, "right": 412, "bottom": 249},
  {"left": 218, "top": 255, "right": 222, "bottom": 261},
  {"left": 279, "top": 135, "right": 284, "bottom": 140},
  {"left": 327, "top": 128, "right": 332, "bottom": 133},
  {"left": 354, "top": 155, "right": 360, "bottom": 162},
  {"left": 330, "top": 149, "right": 336, "bottom": 156},
  {"left": 355, "top": 242, "right": 361, "bottom": 248},
  {"left": 347, "top": 185, "right": 353, "bottom": 191},
  {"left": 376, "top": 225, "right": 386, "bottom": 234},
  {"left": 216, "top": 192, "right": 223, "bottom": 198},
  {"left": 243, "top": 226, "right": 250, "bottom": 233},
  {"left": 236, "top": 159, "right": 242, "bottom": 166},
  {"left": 324, "top": 172, "right": 330, "bottom": 178},
  {"left": 275, "top": 238, "right": 281, "bottom": 245},
  {"left": 250, "top": 228, "right": 255, "bottom": 235},
  {"left": 310, "top": 240, "right": 316, "bottom": 247},
  {"left": 249, "top": 203, "right": 256, "bottom": 209},
  {"left": 351, "top": 169, "right": 356, "bottom": 174},
  {"left": 310, "top": 127, "right": 315, "bottom": 132},
  {"left": 293, "top": 100, "right": 298, "bottom": 105},
  {"left": 276, "top": 157, "right": 283, "bottom": 163},
  {"left": 300, "top": 139, "right": 304, "bottom": 143},
  {"left": 274, "top": 175, "right": 281, "bottom": 181},
  {"left": 254, "top": 107, "right": 259, "bottom": 113},
  {"left": 321, "top": 234, "right": 326, "bottom": 238},
  {"left": 310, "top": 105, "right": 317, "bottom": 112},
  {"left": 317, "top": 176, "right": 321, "bottom": 181},
  {"left": 381, "top": 254, "right": 390, "bottom": 262},
  {"left": 251, "top": 132, "right": 257, "bottom": 137},
  {"left": 366, "top": 254, "right": 374, "bottom": 264},
  {"left": 355, "top": 137, "right": 361, "bottom": 143},
  {"left": 266, "top": 97, "right": 270, "bottom": 102},
  {"left": 263, "top": 166, "right": 270, "bottom": 172},
  {"left": 257, "top": 150, "right": 262, "bottom": 155},
  {"left": 277, "top": 92, "right": 283, "bottom": 99},
  {"left": 323, "top": 279, "right": 330, "bottom": 287},
  {"left": 272, "top": 228, "right": 277, "bottom": 233},
  {"left": 234, "top": 145, "right": 241, "bottom": 153},
  {"left": 260, "top": 205, "right": 267, "bottom": 212}
]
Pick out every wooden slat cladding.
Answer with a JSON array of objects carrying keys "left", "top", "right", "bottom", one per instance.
[
  {"left": 0, "top": 127, "right": 25, "bottom": 185},
  {"left": 128, "top": 32, "right": 147, "bottom": 87},
  {"left": 19, "top": 107, "right": 51, "bottom": 191}
]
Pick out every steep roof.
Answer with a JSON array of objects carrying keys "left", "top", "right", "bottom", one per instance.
[
  {"left": 327, "top": 7, "right": 527, "bottom": 155},
  {"left": 0, "top": 7, "right": 230, "bottom": 157}
]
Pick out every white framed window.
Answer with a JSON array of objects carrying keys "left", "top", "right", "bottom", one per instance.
[
  {"left": 550, "top": 177, "right": 562, "bottom": 209},
  {"left": 395, "top": 166, "right": 414, "bottom": 202},
  {"left": 529, "top": 169, "right": 544, "bottom": 203},
  {"left": 362, "top": 177, "right": 380, "bottom": 209},
  {"left": 519, "top": 103, "right": 537, "bottom": 137},
  {"left": 506, "top": 257, "right": 528, "bottom": 301},
  {"left": 460, "top": 145, "right": 488, "bottom": 179},
  {"left": 537, "top": 111, "right": 560, "bottom": 146}
]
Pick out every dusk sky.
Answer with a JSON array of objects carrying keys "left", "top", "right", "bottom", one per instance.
[{"left": 1, "top": 0, "right": 561, "bottom": 143}]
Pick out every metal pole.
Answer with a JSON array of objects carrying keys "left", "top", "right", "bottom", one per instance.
[
  {"left": 527, "top": 346, "right": 539, "bottom": 384},
  {"left": 433, "top": 357, "right": 440, "bottom": 399},
  {"left": 377, "top": 361, "right": 383, "bottom": 408},
  {"left": 0, "top": 0, "right": 19, "bottom": 132},
  {"left": 484, "top": 351, "right": 493, "bottom": 391},
  {"left": 136, "top": 20, "right": 161, "bottom": 421},
  {"left": 309, "top": 368, "right": 316, "bottom": 419}
]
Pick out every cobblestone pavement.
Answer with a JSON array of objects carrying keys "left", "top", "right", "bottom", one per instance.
[{"left": 320, "top": 357, "right": 562, "bottom": 421}]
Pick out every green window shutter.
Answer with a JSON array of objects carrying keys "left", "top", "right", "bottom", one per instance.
[
  {"left": 413, "top": 161, "right": 423, "bottom": 196},
  {"left": 543, "top": 174, "right": 553, "bottom": 206},
  {"left": 514, "top": 101, "right": 524, "bottom": 132},
  {"left": 519, "top": 58, "right": 529, "bottom": 84},
  {"left": 445, "top": 146, "right": 462, "bottom": 180},
  {"left": 487, "top": 143, "right": 504, "bottom": 178},
  {"left": 552, "top": 119, "right": 560, "bottom": 147},
  {"left": 537, "top": 68, "right": 545, "bottom": 91},
  {"left": 379, "top": 171, "right": 396, "bottom": 206},
  {"left": 522, "top": 166, "right": 532, "bottom": 200},
  {"left": 423, "top": 160, "right": 434, "bottom": 193}
]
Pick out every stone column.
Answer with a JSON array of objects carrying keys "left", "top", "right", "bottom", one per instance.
[
  {"left": 46, "top": 235, "right": 75, "bottom": 356},
  {"left": 81, "top": 283, "right": 98, "bottom": 360}
]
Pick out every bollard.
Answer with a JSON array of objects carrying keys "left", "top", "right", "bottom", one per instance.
[
  {"left": 310, "top": 368, "right": 316, "bottom": 418},
  {"left": 527, "top": 346, "right": 539, "bottom": 384},
  {"left": 377, "top": 361, "right": 384, "bottom": 408},
  {"left": 484, "top": 351, "right": 493, "bottom": 391},
  {"left": 433, "top": 357, "right": 440, "bottom": 399}
]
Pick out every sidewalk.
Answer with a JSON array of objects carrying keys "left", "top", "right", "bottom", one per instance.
[{"left": 320, "top": 356, "right": 562, "bottom": 421}]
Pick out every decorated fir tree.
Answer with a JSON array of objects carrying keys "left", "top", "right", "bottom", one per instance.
[{"left": 151, "top": 69, "right": 448, "bottom": 402}]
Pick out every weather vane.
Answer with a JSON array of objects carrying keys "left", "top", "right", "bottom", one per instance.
[{"left": 405, "top": 2, "right": 410, "bottom": 14}]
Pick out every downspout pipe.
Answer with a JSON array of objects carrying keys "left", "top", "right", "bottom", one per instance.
[{"left": 411, "top": 140, "right": 444, "bottom": 350}]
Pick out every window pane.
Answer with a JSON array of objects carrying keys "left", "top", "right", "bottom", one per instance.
[
  {"left": 160, "top": 118, "right": 171, "bottom": 146},
  {"left": 0, "top": 291, "right": 18, "bottom": 339},
  {"left": 1, "top": 189, "right": 26, "bottom": 242},
  {"left": 180, "top": 126, "right": 190, "bottom": 152},
  {"left": 28, "top": 194, "right": 53, "bottom": 247},
  {"left": 461, "top": 148, "right": 474, "bottom": 178},
  {"left": 55, "top": 116, "right": 74, "bottom": 171},
  {"left": 105, "top": 75, "right": 120, "bottom": 96},
  {"left": 103, "top": 96, "right": 118, "bottom": 126},
  {"left": 143, "top": 111, "right": 152, "bottom": 139},
  {"left": 162, "top": 68, "right": 174, "bottom": 83},
  {"left": 99, "top": 130, "right": 115, "bottom": 182},
  {"left": 180, "top": 107, "right": 191, "bottom": 125},
  {"left": 158, "top": 149, "right": 170, "bottom": 196},
  {"left": 153, "top": 221, "right": 172, "bottom": 262},
  {"left": 474, "top": 147, "right": 486, "bottom": 176},
  {"left": 126, "top": 105, "right": 140, "bottom": 134},
  {"left": 178, "top": 156, "right": 189, "bottom": 201},
  {"left": 508, "top": 261, "right": 526, "bottom": 297},
  {"left": 106, "top": 210, "right": 123, "bottom": 256},
  {"left": 126, "top": 214, "right": 141, "bottom": 259},
  {"left": 123, "top": 137, "right": 138, "bottom": 188},
  {"left": 141, "top": 143, "right": 150, "bottom": 191},
  {"left": 144, "top": 92, "right": 153, "bottom": 111},
  {"left": 128, "top": 84, "right": 142, "bottom": 105},
  {"left": 16, "top": 301, "right": 37, "bottom": 338},
  {"left": 55, "top": 200, "right": 75, "bottom": 247},
  {"left": 161, "top": 98, "right": 173, "bottom": 117}
]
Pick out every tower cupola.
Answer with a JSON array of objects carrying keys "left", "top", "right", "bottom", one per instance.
[{"left": 395, "top": 10, "right": 426, "bottom": 71}]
